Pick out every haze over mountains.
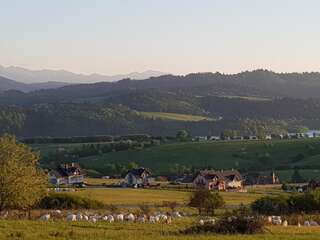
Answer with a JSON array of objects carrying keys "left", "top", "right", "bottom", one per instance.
[{"left": 0, "top": 65, "right": 167, "bottom": 85}]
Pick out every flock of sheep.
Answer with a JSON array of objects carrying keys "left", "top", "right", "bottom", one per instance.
[
  {"left": 198, "top": 215, "right": 320, "bottom": 227},
  {"left": 39, "top": 210, "right": 184, "bottom": 224},
  {"left": 267, "top": 216, "right": 319, "bottom": 227}
]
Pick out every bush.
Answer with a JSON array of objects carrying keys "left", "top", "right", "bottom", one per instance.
[
  {"left": 252, "top": 190, "right": 320, "bottom": 215},
  {"left": 38, "top": 193, "right": 105, "bottom": 209},
  {"left": 251, "top": 195, "right": 289, "bottom": 215},
  {"left": 183, "top": 206, "right": 265, "bottom": 235}
]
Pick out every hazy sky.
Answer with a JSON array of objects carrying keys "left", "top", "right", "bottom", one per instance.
[{"left": 1, "top": 0, "right": 320, "bottom": 75}]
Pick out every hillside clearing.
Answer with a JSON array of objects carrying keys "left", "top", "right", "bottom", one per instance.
[{"left": 139, "top": 112, "right": 213, "bottom": 121}]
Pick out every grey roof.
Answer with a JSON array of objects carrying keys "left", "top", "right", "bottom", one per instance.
[
  {"left": 198, "top": 169, "right": 243, "bottom": 182},
  {"left": 127, "top": 168, "right": 151, "bottom": 178}
]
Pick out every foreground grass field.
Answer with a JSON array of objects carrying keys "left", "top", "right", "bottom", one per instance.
[{"left": 2, "top": 219, "right": 320, "bottom": 240}]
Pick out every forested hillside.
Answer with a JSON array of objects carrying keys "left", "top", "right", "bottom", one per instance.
[{"left": 1, "top": 69, "right": 320, "bottom": 137}]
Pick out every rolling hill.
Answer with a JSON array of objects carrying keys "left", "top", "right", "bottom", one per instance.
[
  {"left": 1, "top": 69, "right": 320, "bottom": 137},
  {"left": 35, "top": 138, "right": 320, "bottom": 181}
]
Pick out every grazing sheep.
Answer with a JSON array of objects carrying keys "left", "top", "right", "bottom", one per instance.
[
  {"left": 83, "top": 215, "right": 89, "bottom": 221},
  {"left": 272, "top": 216, "right": 282, "bottom": 225},
  {"left": 116, "top": 214, "right": 124, "bottom": 222},
  {"left": 66, "top": 214, "right": 77, "bottom": 222},
  {"left": 90, "top": 217, "right": 97, "bottom": 223},
  {"left": 76, "top": 213, "right": 83, "bottom": 221},
  {"left": 39, "top": 214, "right": 50, "bottom": 221},
  {"left": 54, "top": 210, "right": 62, "bottom": 215},
  {"left": 159, "top": 214, "right": 168, "bottom": 222},
  {"left": 282, "top": 220, "right": 288, "bottom": 227},
  {"left": 310, "top": 221, "right": 318, "bottom": 226},
  {"left": 199, "top": 219, "right": 205, "bottom": 225},
  {"left": 107, "top": 215, "right": 114, "bottom": 223},
  {"left": 304, "top": 221, "right": 310, "bottom": 226},
  {"left": 267, "top": 216, "right": 272, "bottom": 223},
  {"left": 149, "top": 216, "right": 158, "bottom": 223},
  {"left": 137, "top": 215, "right": 146, "bottom": 223},
  {"left": 172, "top": 211, "right": 182, "bottom": 218},
  {"left": 126, "top": 213, "right": 135, "bottom": 222}
]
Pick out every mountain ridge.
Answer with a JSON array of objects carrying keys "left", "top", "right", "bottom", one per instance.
[{"left": 0, "top": 65, "right": 168, "bottom": 84}]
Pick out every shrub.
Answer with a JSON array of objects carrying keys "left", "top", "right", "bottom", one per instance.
[
  {"left": 288, "top": 191, "right": 320, "bottom": 213},
  {"left": 251, "top": 195, "right": 289, "bottom": 215},
  {"left": 38, "top": 193, "right": 105, "bottom": 209},
  {"left": 183, "top": 206, "right": 264, "bottom": 235},
  {"left": 252, "top": 190, "right": 320, "bottom": 215}
]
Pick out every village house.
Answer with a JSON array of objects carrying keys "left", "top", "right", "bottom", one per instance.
[
  {"left": 124, "top": 167, "right": 152, "bottom": 187},
  {"left": 193, "top": 169, "right": 244, "bottom": 191},
  {"left": 244, "top": 171, "right": 279, "bottom": 185},
  {"left": 49, "top": 163, "right": 85, "bottom": 186}
]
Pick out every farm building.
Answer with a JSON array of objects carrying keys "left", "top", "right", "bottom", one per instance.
[
  {"left": 124, "top": 168, "right": 152, "bottom": 187},
  {"left": 244, "top": 171, "right": 279, "bottom": 185},
  {"left": 193, "top": 169, "right": 244, "bottom": 191},
  {"left": 49, "top": 163, "right": 85, "bottom": 186}
]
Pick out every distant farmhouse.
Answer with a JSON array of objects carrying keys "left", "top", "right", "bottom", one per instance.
[
  {"left": 49, "top": 163, "right": 85, "bottom": 186},
  {"left": 124, "top": 167, "right": 152, "bottom": 187},
  {"left": 245, "top": 171, "right": 279, "bottom": 185},
  {"left": 193, "top": 169, "right": 244, "bottom": 191}
]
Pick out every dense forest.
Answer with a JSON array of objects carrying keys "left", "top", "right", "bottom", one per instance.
[{"left": 0, "top": 70, "right": 320, "bottom": 137}]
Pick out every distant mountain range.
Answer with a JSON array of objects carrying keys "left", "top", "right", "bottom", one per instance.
[{"left": 0, "top": 65, "right": 167, "bottom": 85}]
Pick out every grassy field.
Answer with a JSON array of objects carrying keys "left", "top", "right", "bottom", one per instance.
[
  {"left": 64, "top": 187, "right": 274, "bottom": 206},
  {"left": 75, "top": 138, "right": 320, "bottom": 178},
  {"left": 1, "top": 219, "right": 320, "bottom": 240},
  {"left": 84, "top": 178, "right": 122, "bottom": 185},
  {"left": 139, "top": 111, "right": 213, "bottom": 121}
]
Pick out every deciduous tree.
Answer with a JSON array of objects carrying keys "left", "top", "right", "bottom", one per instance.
[{"left": 0, "top": 135, "right": 47, "bottom": 211}]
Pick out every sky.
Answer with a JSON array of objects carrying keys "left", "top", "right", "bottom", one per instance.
[{"left": 1, "top": 0, "right": 320, "bottom": 75}]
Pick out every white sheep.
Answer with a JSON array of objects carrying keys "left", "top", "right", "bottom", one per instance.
[
  {"left": 172, "top": 211, "right": 182, "bottom": 218},
  {"left": 39, "top": 214, "right": 50, "bottom": 221},
  {"left": 90, "top": 217, "right": 97, "bottom": 223},
  {"left": 272, "top": 216, "right": 282, "bottom": 225},
  {"left": 83, "top": 215, "right": 89, "bottom": 221},
  {"left": 199, "top": 219, "right": 205, "bottom": 225},
  {"left": 66, "top": 214, "right": 77, "bottom": 221},
  {"left": 267, "top": 216, "right": 272, "bottom": 223},
  {"left": 282, "top": 220, "right": 288, "bottom": 227},
  {"left": 76, "top": 213, "right": 83, "bottom": 221},
  {"left": 137, "top": 215, "right": 146, "bottom": 223},
  {"left": 149, "top": 216, "right": 156, "bottom": 223},
  {"left": 107, "top": 215, "right": 114, "bottom": 223},
  {"left": 116, "top": 214, "right": 124, "bottom": 221},
  {"left": 53, "top": 210, "right": 62, "bottom": 215},
  {"left": 310, "top": 221, "right": 318, "bottom": 226},
  {"left": 304, "top": 221, "right": 310, "bottom": 226},
  {"left": 166, "top": 216, "right": 172, "bottom": 224},
  {"left": 126, "top": 213, "right": 135, "bottom": 222}
]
